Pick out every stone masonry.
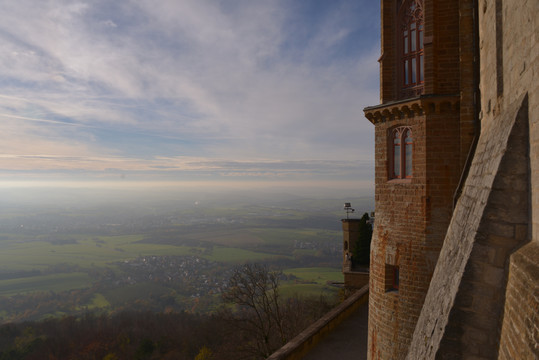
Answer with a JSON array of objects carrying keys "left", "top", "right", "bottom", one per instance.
[
  {"left": 406, "top": 93, "right": 530, "bottom": 359},
  {"left": 363, "top": 0, "right": 538, "bottom": 359},
  {"left": 405, "top": 0, "right": 539, "bottom": 358}
]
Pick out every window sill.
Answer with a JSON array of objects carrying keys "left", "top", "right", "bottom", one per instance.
[{"left": 387, "top": 178, "right": 412, "bottom": 184}]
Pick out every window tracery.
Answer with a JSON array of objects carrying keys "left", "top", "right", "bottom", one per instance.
[
  {"left": 398, "top": 0, "right": 424, "bottom": 99},
  {"left": 390, "top": 126, "right": 413, "bottom": 179}
]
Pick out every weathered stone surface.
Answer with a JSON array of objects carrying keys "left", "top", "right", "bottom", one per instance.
[
  {"left": 498, "top": 242, "right": 539, "bottom": 360},
  {"left": 406, "top": 93, "right": 530, "bottom": 360}
]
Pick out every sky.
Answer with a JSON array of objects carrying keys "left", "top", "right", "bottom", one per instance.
[{"left": 0, "top": 0, "right": 380, "bottom": 196}]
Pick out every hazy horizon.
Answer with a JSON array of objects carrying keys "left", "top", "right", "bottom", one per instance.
[{"left": 0, "top": 179, "right": 373, "bottom": 209}]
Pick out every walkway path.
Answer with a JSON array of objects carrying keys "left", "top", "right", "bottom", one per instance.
[{"left": 302, "top": 300, "right": 368, "bottom": 360}]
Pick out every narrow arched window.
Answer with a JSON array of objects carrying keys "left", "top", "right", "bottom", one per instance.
[
  {"left": 393, "top": 130, "right": 401, "bottom": 178},
  {"left": 390, "top": 127, "right": 413, "bottom": 179},
  {"left": 398, "top": 0, "right": 424, "bottom": 98},
  {"left": 404, "top": 129, "right": 413, "bottom": 178}
]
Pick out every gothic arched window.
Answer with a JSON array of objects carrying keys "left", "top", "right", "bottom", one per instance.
[
  {"left": 398, "top": 0, "right": 424, "bottom": 98},
  {"left": 390, "top": 126, "right": 413, "bottom": 179}
]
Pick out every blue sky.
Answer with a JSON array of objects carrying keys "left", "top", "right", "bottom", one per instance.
[{"left": 0, "top": 0, "right": 380, "bottom": 195}]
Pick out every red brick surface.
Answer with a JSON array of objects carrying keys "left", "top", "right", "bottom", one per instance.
[{"left": 366, "top": 1, "right": 474, "bottom": 358}]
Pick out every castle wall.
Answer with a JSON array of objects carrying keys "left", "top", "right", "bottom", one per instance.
[
  {"left": 487, "top": 0, "right": 539, "bottom": 357},
  {"left": 380, "top": 0, "right": 464, "bottom": 104},
  {"left": 498, "top": 242, "right": 539, "bottom": 360},
  {"left": 478, "top": 0, "right": 538, "bottom": 234},
  {"left": 342, "top": 219, "right": 361, "bottom": 271},
  {"left": 406, "top": 92, "right": 530, "bottom": 360},
  {"left": 368, "top": 113, "right": 428, "bottom": 359},
  {"left": 367, "top": 107, "right": 464, "bottom": 359},
  {"left": 380, "top": 0, "right": 396, "bottom": 102},
  {"left": 366, "top": 1, "right": 474, "bottom": 358},
  {"left": 429, "top": 1, "right": 461, "bottom": 95},
  {"left": 406, "top": 0, "right": 538, "bottom": 358}
]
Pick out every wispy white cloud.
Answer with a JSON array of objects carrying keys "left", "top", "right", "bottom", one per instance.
[{"left": 0, "top": 0, "right": 379, "bottom": 190}]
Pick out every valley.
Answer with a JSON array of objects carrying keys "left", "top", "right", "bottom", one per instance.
[{"left": 0, "top": 193, "right": 374, "bottom": 323}]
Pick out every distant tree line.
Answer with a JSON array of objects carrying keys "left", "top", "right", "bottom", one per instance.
[
  {"left": 0, "top": 263, "right": 336, "bottom": 360},
  {"left": 0, "top": 310, "right": 225, "bottom": 360}
]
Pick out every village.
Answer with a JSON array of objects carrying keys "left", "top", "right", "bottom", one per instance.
[{"left": 115, "top": 255, "right": 233, "bottom": 298}]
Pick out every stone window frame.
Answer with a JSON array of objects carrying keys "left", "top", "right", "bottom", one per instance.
[
  {"left": 397, "top": 0, "right": 424, "bottom": 99},
  {"left": 389, "top": 126, "right": 413, "bottom": 180}
]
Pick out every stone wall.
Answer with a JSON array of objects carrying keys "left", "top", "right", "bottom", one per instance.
[
  {"left": 498, "top": 242, "right": 539, "bottom": 359},
  {"left": 478, "top": 0, "right": 538, "bottom": 239},
  {"left": 342, "top": 219, "right": 361, "bottom": 271},
  {"left": 344, "top": 271, "right": 370, "bottom": 290},
  {"left": 267, "top": 286, "right": 369, "bottom": 360},
  {"left": 406, "top": 92, "right": 530, "bottom": 360},
  {"left": 485, "top": 0, "right": 539, "bottom": 358}
]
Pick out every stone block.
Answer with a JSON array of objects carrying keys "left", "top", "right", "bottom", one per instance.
[
  {"left": 481, "top": 264, "right": 505, "bottom": 286},
  {"left": 486, "top": 222, "right": 514, "bottom": 238},
  {"left": 514, "top": 224, "right": 529, "bottom": 241}
]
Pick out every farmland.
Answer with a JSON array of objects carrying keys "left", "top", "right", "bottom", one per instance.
[{"left": 0, "top": 191, "right": 373, "bottom": 323}]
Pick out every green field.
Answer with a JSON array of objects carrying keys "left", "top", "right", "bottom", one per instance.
[
  {"left": 0, "top": 233, "right": 287, "bottom": 273},
  {"left": 284, "top": 267, "right": 344, "bottom": 284},
  {"left": 0, "top": 193, "right": 372, "bottom": 323},
  {"left": 0, "top": 272, "right": 92, "bottom": 297},
  {"left": 280, "top": 267, "right": 343, "bottom": 298},
  {"left": 0, "top": 229, "right": 340, "bottom": 305},
  {"left": 0, "top": 210, "right": 346, "bottom": 321}
]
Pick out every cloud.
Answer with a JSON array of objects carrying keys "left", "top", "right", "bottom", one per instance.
[
  {"left": 0, "top": 154, "right": 372, "bottom": 185},
  {"left": 0, "top": 0, "right": 379, "bottom": 186}
]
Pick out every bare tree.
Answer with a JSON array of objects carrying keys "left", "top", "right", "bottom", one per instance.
[{"left": 222, "top": 263, "right": 286, "bottom": 359}]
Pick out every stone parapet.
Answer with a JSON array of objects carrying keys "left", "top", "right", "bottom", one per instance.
[
  {"left": 267, "top": 285, "right": 369, "bottom": 360},
  {"left": 344, "top": 270, "right": 369, "bottom": 290}
]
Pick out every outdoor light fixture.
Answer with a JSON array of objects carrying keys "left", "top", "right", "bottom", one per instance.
[{"left": 344, "top": 202, "right": 355, "bottom": 219}]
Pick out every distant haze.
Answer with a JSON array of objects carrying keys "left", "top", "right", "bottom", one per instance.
[{"left": 0, "top": 181, "right": 373, "bottom": 209}]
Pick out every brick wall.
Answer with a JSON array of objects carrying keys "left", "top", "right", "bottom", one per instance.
[
  {"left": 380, "top": 0, "right": 463, "bottom": 102},
  {"left": 365, "top": 0, "right": 474, "bottom": 358},
  {"left": 380, "top": 0, "right": 396, "bottom": 102},
  {"left": 430, "top": 0, "right": 461, "bottom": 95},
  {"left": 457, "top": 0, "right": 476, "bottom": 168},
  {"left": 367, "top": 106, "right": 462, "bottom": 359},
  {"left": 368, "top": 112, "right": 428, "bottom": 360}
]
